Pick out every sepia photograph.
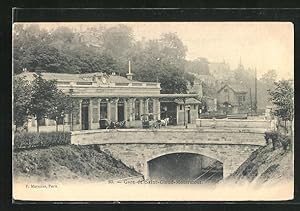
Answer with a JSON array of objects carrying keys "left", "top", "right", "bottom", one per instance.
[{"left": 12, "top": 21, "right": 294, "bottom": 201}]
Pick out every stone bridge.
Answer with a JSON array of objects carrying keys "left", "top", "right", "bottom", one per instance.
[{"left": 71, "top": 127, "right": 267, "bottom": 178}]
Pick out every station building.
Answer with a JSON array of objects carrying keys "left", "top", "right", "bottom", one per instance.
[{"left": 17, "top": 70, "right": 201, "bottom": 131}]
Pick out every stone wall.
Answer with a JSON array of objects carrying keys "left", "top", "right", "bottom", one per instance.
[
  {"left": 196, "top": 119, "right": 271, "bottom": 130},
  {"left": 71, "top": 129, "right": 265, "bottom": 146}
]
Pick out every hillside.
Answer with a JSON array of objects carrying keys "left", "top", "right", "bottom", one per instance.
[
  {"left": 13, "top": 145, "right": 141, "bottom": 182},
  {"left": 226, "top": 142, "right": 293, "bottom": 186}
]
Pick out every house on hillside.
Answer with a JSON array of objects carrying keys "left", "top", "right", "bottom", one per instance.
[
  {"left": 208, "top": 61, "right": 234, "bottom": 81},
  {"left": 217, "top": 84, "right": 249, "bottom": 114}
]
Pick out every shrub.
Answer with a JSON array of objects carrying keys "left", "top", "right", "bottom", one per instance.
[
  {"left": 14, "top": 131, "right": 71, "bottom": 150},
  {"left": 264, "top": 131, "right": 291, "bottom": 151}
]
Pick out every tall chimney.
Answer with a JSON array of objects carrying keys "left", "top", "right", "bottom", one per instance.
[
  {"left": 254, "top": 67, "right": 257, "bottom": 113},
  {"left": 126, "top": 60, "right": 133, "bottom": 80}
]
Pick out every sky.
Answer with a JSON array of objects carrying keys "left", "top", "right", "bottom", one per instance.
[{"left": 17, "top": 22, "right": 294, "bottom": 80}]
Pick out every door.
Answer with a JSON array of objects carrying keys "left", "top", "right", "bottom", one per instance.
[
  {"left": 81, "top": 100, "right": 90, "bottom": 130},
  {"left": 187, "top": 110, "right": 191, "bottom": 124},
  {"left": 117, "top": 101, "right": 124, "bottom": 121}
]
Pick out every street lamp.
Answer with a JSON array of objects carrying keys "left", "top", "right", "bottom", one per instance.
[
  {"left": 199, "top": 105, "right": 204, "bottom": 127},
  {"left": 69, "top": 88, "right": 74, "bottom": 131},
  {"left": 183, "top": 98, "right": 188, "bottom": 129},
  {"left": 61, "top": 111, "right": 65, "bottom": 132}
]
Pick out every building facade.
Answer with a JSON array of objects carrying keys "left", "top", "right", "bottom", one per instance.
[
  {"left": 18, "top": 71, "right": 201, "bottom": 131},
  {"left": 217, "top": 84, "right": 248, "bottom": 114}
]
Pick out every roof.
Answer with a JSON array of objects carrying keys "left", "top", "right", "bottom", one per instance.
[
  {"left": 217, "top": 84, "right": 247, "bottom": 94},
  {"left": 174, "top": 98, "right": 201, "bottom": 105},
  {"left": 16, "top": 72, "right": 140, "bottom": 83},
  {"left": 70, "top": 93, "right": 200, "bottom": 99}
]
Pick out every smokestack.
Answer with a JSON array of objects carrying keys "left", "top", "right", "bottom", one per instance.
[
  {"left": 126, "top": 60, "right": 133, "bottom": 80},
  {"left": 254, "top": 68, "right": 257, "bottom": 113}
]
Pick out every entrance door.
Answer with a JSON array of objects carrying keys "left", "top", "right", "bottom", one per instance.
[
  {"left": 117, "top": 101, "right": 124, "bottom": 121},
  {"left": 187, "top": 110, "right": 191, "bottom": 123},
  {"left": 81, "top": 100, "right": 89, "bottom": 130}
]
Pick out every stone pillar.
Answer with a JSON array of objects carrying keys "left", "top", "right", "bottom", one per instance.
[
  {"left": 145, "top": 98, "right": 149, "bottom": 116},
  {"left": 79, "top": 99, "right": 83, "bottom": 130},
  {"left": 130, "top": 98, "right": 136, "bottom": 121},
  {"left": 176, "top": 105, "right": 179, "bottom": 125},
  {"left": 107, "top": 99, "right": 111, "bottom": 121},
  {"left": 153, "top": 98, "right": 157, "bottom": 120},
  {"left": 45, "top": 118, "right": 49, "bottom": 126},
  {"left": 153, "top": 98, "right": 160, "bottom": 120},
  {"left": 128, "top": 98, "right": 132, "bottom": 121},
  {"left": 89, "top": 99, "right": 92, "bottom": 130}
]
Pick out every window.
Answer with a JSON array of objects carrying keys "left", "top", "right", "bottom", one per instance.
[
  {"left": 224, "top": 88, "right": 228, "bottom": 93},
  {"left": 242, "top": 96, "right": 246, "bottom": 101},
  {"left": 135, "top": 100, "right": 140, "bottom": 120},
  {"left": 148, "top": 99, "right": 153, "bottom": 113},
  {"left": 194, "top": 105, "right": 196, "bottom": 110},
  {"left": 180, "top": 105, "right": 183, "bottom": 110},
  {"left": 100, "top": 102, "right": 108, "bottom": 119},
  {"left": 238, "top": 96, "right": 243, "bottom": 102}
]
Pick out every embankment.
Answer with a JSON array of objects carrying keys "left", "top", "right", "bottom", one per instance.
[
  {"left": 13, "top": 144, "right": 141, "bottom": 182},
  {"left": 226, "top": 142, "right": 293, "bottom": 186}
]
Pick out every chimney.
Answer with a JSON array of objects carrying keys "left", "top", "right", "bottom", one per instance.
[{"left": 126, "top": 60, "right": 133, "bottom": 80}]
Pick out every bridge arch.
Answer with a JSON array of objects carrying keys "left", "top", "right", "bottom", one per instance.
[
  {"left": 145, "top": 151, "right": 224, "bottom": 182},
  {"left": 145, "top": 145, "right": 225, "bottom": 163},
  {"left": 145, "top": 150, "right": 224, "bottom": 164},
  {"left": 98, "top": 143, "right": 261, "bottom": 179}
]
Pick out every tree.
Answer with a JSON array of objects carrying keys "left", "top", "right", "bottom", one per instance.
[
  {"left": 29, "top": 73, "right": 61, "bottom": 133},
  {"left": 261, "top": 69, "right": 277, "bottom": 84},
  {"left": 268, "top": 80, "right": 294, "bottom": 134},
  {"left": 257, "top": 69, "right": 278, "bottom": 109},
  {"left": 13, "top": 76, "right": 32, "bottom": 131},
  {"left": 184, "top": 72, "right": 195, "bottom": 87},
  {"left": 131, "top": 33, "right": 189, "bottom": 94},
  {"left": 102, "top": 24, "right": 134, "bottom": 58},
  {"left": 13, "top": 24, "right": 194, "bottom": 94},
  {"left": 185, "top": 58, "right": 210, "bottom": 75},
  {"left": 47, "top": 90, "right": 73, "bottom": 132}
]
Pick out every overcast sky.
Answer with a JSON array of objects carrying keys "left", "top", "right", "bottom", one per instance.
[{"left": 19, "top": 22, "right": 294, "bottom": 80}]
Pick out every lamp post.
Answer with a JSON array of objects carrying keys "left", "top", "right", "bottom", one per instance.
[
  {"left": 199, "top": 108, "right": 202, "bottom": 127},
  {"left": 69, "top": 88, "right": 74, "bottom": 131},
  {"left": 183, "top": 98, "right": 187, "bottom": 129},
  {"left": 61, "top": 111, "right": 65, "bottom": 132}
]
